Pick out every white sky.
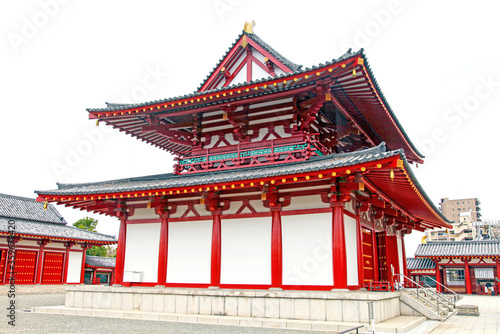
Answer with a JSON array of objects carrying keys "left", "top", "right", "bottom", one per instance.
[{"left": 1, "top": 1, "right": 499, "bottom": 258}]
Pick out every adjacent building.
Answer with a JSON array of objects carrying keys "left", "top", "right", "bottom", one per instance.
[
  {"left": 84, "top": 256, "right": 116, "bottom": 285},
  {"left": 0, "top": 193, "right": 116, "bottom": 285},
  {"left": 408, "top": 240, "right": 500, "bottom": 295}
]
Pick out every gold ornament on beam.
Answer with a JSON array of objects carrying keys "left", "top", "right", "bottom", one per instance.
[
  {"left": 43, "top": 201, "right": 48, "bottom": 210},
  {"left": 390, "top": 169, "right": 395, "bottom": 182}
]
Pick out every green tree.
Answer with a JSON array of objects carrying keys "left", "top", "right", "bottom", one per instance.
[
  {"left": 73, "top": 217, "right": 106, "bottom": 257},
  {"left": 73, "top": 217, "right": 98, "bottom": 232},
  {"left": 86, "top": 246, "right": 107, "bottom": 257}
]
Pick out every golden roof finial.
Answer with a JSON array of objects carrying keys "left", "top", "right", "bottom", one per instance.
[{"left": 244, "top": 20, "right": 255, "bottom": 34}]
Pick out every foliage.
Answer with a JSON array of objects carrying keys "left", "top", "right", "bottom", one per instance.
[
  {"left": 72, "top": 217, "right": 98, "bottom": 232},
  {"left": 86, "top": 246, "right": 107, "bottom": 257}
]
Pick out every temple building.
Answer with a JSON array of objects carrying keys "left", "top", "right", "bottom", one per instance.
[
  {"left": 84, "top": 256, "right": 116, "bottom": 285},
  {"left": 408, "top": 240, "right": 500, "bottom": 295},
  {"left": 35, "top": 24, "right": 450, "bottom": 294},
  {"left": 0, "top": 193, "right": 116, "bottom": 285}
]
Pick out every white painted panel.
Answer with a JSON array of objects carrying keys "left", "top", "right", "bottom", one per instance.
[
  {"left": 275, "top": 67, "right": 286, "bottom": 76},
  {"left": 66, "top": 251, "right": 83, "bottom": 283},
  {"left": 344, "top": 215, "right": 359, "bottom": 286},
  {"left": 287, "top": 195, "right": 327, "bottom": 211},
  {"left": 167, "top": 220, "right": 212, "bottom": 284},
  {"left": 231, "top": 63, "right": 247, "bottom": 85},
  {"left": 128, "top": 208, "right": 159, "bottom": 220},
  {"left": 282, "top": 213, "right": 333, "bottom": 285},
  {"left": 17, "top": 239, "right": 39, "bottom": 247},
  {"left": 124, "top": 223, "right": 161, "bottom": 283},
  {"left": 252, "top": 61, "right": 270, "bottom": 81},
  {"left": 397, "top": 237, "right": 404, "bottom": 275},
  {"left": 221, "top": 217, "right": 272, "bottom": 284}
]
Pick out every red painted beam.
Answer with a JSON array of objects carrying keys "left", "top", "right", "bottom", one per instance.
[
  {"left": 114, "top": 219, "right": 127, "bottom": 285},
  {"left": 157, "top": 216, "right": 169, "bottom": 286}
]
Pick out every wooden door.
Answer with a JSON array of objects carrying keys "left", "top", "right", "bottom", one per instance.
[
  {"left": 14, "top": 250, "right": 37, "bottom": 284},
  {"left": 376, "top": 232, "right": 388, "bottom": 281},
  {"left": 42, "top": 252, "right": 64, "bottom": 284},
  {"left": 362, "top": 227, "right": 375, "bottom": 287}
]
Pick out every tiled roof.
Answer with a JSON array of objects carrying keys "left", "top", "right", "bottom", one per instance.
[
  {"left": 0, "top": 193, "right": 66, "bottom": 224},
  {"left": 415, "top": 240, "right": 500, "bottom": 257},
  {"left": 86, "top": 48, "right": 358, "bottom": 113},
  {"left": 86, "top": 255, "right": 116, "bottom": 268},
  {"left": 37, "top": 144, "right": 398, "bottom": 196},
  {"left": 407, "top": 257, "right": 435, "bottom": 270},
  {"left": 0, "top": 218, "right": 117, "bottom": 243}
]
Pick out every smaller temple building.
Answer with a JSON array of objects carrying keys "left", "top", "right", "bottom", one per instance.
[
  {"left": 0, "top": 193, "right": 116, "bottom": 285},
  {"left": 84, "top": 255, "right": 116, "bottom": 285},
  {"left": 409, "top": 240, "right": 500, "bottom": 295}
]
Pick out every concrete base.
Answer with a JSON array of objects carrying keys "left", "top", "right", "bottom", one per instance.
[{"left": 64, "top": 285, "right": 402, "bottom": 324}]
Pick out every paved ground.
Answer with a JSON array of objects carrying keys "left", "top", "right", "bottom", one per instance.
[
  {"left": 0, "top": 294, "right": 336, "bottom": 334},
  {"left": 430, "top": 295, "right": 500, "bottom": 334}
]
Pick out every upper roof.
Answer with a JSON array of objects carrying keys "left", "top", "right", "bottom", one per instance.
[
  {"left": 415, "top": 240, "right": 500, "bottom": 257},
  {"left": 86, "top": 255, "right": 116, "bottom": 268},
  {"left": 0, "top": 193, "right": 66, "bottom": 224},
  {"left": 0, "top": 218, "right": 116, "bottom": 244},
  {"left": 86, "top": 28, "right": 424, "bottom": 163},
  {"left": 407, "top": 257, "right": 435, "bottom": 270},
  {"left": 35, "top": 143, "right": 450, "bottom": 229}
]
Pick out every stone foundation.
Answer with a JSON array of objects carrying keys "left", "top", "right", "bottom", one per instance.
[
  {"left": 0, "top": 284, "right": 68, "bottom": 295},
  {"left": 65, "top": 285, "right": 401, "bottom": 324}
]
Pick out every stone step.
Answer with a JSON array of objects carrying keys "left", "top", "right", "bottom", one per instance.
[{"left": 31, "top": 306, "right": 367, "bottom": 332}]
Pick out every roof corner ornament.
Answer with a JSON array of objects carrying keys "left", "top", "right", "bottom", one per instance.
[{"left": 243, "top": 20, "right": 255, "bottom": 34}]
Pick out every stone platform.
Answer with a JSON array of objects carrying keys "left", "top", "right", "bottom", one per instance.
[{"left": 63, "top": 285, "right": 401, "bottom": 324}]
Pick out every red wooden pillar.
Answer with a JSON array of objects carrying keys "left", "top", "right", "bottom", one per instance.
[
  {"left": 62, "top": 243, "right": 72, "bottom": 284},
  {"left": 271, "top": 207, "right": 283, "bottom": 288},
  {"left": 400, "top": 235, "right": 408, "bottom": 278},
  {"left": 35, "top": 240, "right": 47, "bottom": 284},
  {"left": 157, "top": 215, "right": 169, "bottom": 286},
  {"left": 80, "top": 246, "right": 88, "bottom": 284},
  {"left": 332, "top": 203, "right": 347, "bottom": 289},
  {"left": 355, "top": 215, "right": 364, "bottom": 289},
  {"left": 92, "top": 269, "right": 98, "bottom": 284},
  {"left": 210, "top": 211, "right": 222, "bottom": 287},
  {"left": 435, "top": 261, "right": 441, "bottom": 293},
  {"left": 114, "top": 218, "right": 127, "bottom": 285},
  {"left": 465, "top": 259, "right": 472, "bottom": 294}
]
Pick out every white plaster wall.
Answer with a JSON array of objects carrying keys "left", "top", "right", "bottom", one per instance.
[
  {"left": 123, "top": 223, "right": 161, "bottom": 282},
  {"left": 128, "top": 208, "right": 159, "bottom": 220},
  {"left": 282, "top": 213, "right": 333, "bottom": 285},
  {"left": 397, "top": 237, "right": 404, "bottom": 275},
  {"left": 16, "top": 239, "right": 39, "bottom": 247},
  {"left": 220, "top": 217, "right": 272, "bottom": 285},
  {"left": 66, "top": 251, "right": 83, "bottom": 283},
  {"left": 344, "top": 214, "right": 359, "bottom": 286},
  {"left": 232, "top": 63, "right": 247, "bottom": 85},
  {"left": 167, "top": 220, "right": 212, "bottom": 284},
  {"left": 287, "top": 195, "right": 327, "bottom": 211}
]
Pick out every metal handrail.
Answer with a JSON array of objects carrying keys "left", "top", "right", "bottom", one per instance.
[
  {"left": 338, "top": 325, "right": 364, "bottom": 334},
  {"left": 395, "top": 274, "right": 455, "bottom": 313},
  {"left": 423, "top": 275, "right": 459, "bottom": 307}
]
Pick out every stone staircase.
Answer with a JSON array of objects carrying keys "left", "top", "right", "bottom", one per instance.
[{"left": 396, "top": 274, "right": 463, "bottom": 321}]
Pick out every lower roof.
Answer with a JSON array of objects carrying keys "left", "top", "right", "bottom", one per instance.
[
  {"left": 86, "top": 255, "right": 116, "bottom": 269},
  {"left": 415, "top": 240, "right": 500, "bottom": 257},
  {"left": 36, "top": 144, "right": 450, "bottom": 229},
  {"left": 407, "top": 257, "right": 436, "bottom": 270}
]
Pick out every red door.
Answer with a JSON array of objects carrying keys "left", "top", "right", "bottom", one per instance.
[
  {"left": 42, "top": 252, "right": 64, "bottom": 284},
  {"left": 0, "top": 250, "right": 6, "bottom": 283},
  {"left": 376, "top": 232, "right": 388, "bottom": 281},
  {"left": 14, "top": 250, "right": 37, "bottom": 284},
  {"left": 362, "top": 227, "right": 375, "bottom": 287}
]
